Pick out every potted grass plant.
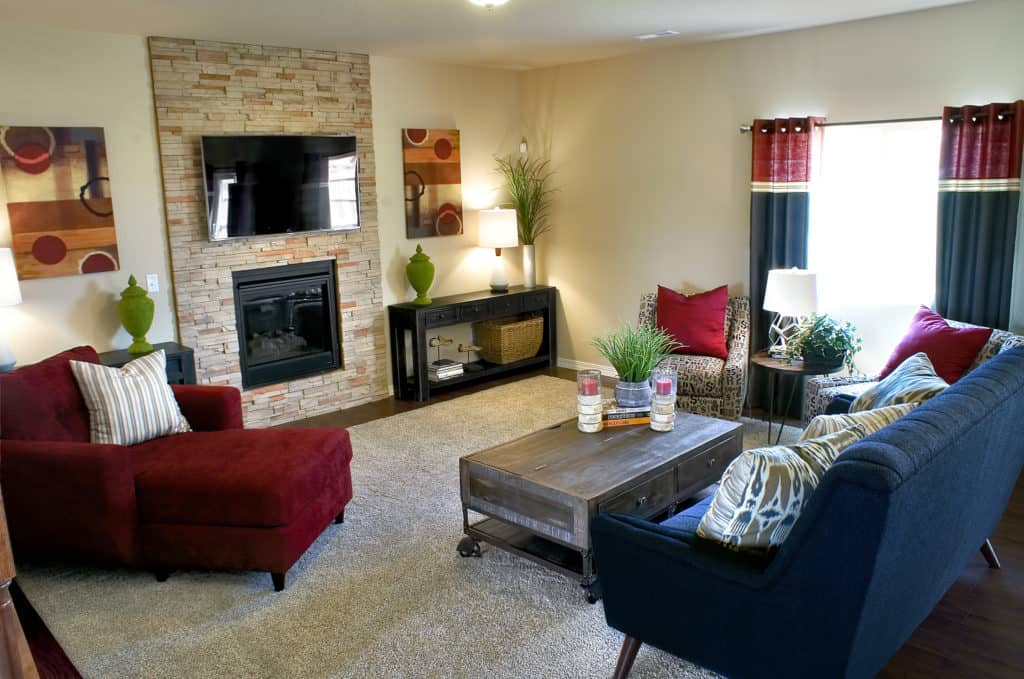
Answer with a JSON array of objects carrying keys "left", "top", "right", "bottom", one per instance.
[
  {"left": 782, "top": 313, "right": 863, "bottom": 373},
  {"left": 590, "top": 324, "right": 683, "bottom": 407},
  {"left": 495, "top": 154, "right": 556, "bottom": 289}
]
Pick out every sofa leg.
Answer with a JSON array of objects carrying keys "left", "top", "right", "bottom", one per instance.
[
  {"left": 612, "top": 635, "right": 641, "bottom": 679},
  {"left": 271, "top": 572, "right": 286, "bottom": 592},
  {"left": 981, "top": 539, "right": 1002, "bottom": 569},
  {"left": 334, "top": 509, "right": 345, "bottom": 525},
  {"left": 152, "top": 568, "right": 170, "bottom": 583}
]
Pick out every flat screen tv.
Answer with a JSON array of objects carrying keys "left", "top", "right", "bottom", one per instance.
[{"left": 201, "top": 135, "right": 359, "bottom": 241}]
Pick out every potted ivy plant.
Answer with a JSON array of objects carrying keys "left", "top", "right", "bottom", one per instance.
[
  {"left": 590, "top": 324, "right": 683, "bottom": 407},
  {"left": 495, "top": 154, "right": 556, "bottom": 289},
  {"left": 782, "top": 313, "right": 863, "bottom": 373}
]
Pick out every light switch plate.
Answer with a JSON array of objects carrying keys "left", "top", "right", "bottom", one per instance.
[{"left": 146, "top": 274, "right": 159, "bottom": 293}]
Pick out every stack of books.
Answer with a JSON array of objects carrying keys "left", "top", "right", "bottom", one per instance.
[
  {"left": 602, "top": 401, "right": 652, "bottom": 427},
  {"left": 428, "top": 359, "right": 464, "bottom": 383}
]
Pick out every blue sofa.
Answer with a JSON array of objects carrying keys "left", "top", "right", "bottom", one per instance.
[{"left": 592, "top": 347, "right": 1024, "bottom": 679}]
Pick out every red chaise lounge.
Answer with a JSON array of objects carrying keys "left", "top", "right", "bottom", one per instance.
[{"left": 0, "top": 346, "right": 353, "bottom": 591}]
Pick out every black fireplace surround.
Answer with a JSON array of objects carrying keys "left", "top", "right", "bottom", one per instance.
[{"left": 232, "top": 260, "right": 340, "bottom": 389}]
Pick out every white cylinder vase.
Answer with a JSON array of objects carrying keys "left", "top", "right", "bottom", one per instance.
[{"left": 522, "top": 244, "right": 536, "bottom": 289}]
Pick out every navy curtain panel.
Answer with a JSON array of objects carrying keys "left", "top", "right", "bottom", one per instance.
[
  {"left": 936, "top": 101, "right": 1024, "bottom": 329},
  {"left": 748, "top": 117, "right": 824, "bottom": 411}
]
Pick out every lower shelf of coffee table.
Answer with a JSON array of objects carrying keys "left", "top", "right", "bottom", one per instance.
[{"left": 465, "top": 517, "right": 587, "bottom": 582}]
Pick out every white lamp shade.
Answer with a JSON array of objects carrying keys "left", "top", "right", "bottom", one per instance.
[
  {"left": 0, "top": 249, "right": 22, "bottom": 307},
  {"left": 763, "top": 268, "right": 818, "bottom": 316},
  {"left": 478, "top": 209, "right": 519, "bottom": 249}
]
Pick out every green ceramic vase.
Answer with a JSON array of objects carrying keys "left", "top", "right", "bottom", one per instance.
[
  {"left": 406, "top": 245, "right": 435, "bottom": 306},
  {"left": 118, "top": 275, "right": 155, "bottom": 354}
]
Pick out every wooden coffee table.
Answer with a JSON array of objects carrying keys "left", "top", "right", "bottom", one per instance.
[{"left": 457, "top": 413, "right": 743, "bottom": 602}]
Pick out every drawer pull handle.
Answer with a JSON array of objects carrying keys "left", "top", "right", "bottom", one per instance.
[
  {"left": 636, "top": 496, "right": 648, "bottom": 507},
  {"left": 707, "top": 457, "right": 717, "bottom": 468}
]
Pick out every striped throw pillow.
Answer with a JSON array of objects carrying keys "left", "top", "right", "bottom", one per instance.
[
  {"left": 697, "top": 425, "right": 867, "bottom": 551},
  {"left": 801, "top": 402, "right": 918, "bottom": 440},
  {"left": 850, "top": 352, "right": 948, "bottom": 413},
  {"left": 70, "top": 350, "right": 191, "bottom": 446}
]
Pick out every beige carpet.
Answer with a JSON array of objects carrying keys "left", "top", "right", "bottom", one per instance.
[{"left": 17, "top": 376, "right": 802, "bottom": 678}]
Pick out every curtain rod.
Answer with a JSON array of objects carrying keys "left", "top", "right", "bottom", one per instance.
[{"left": 738, "top": 110, "right": 1014, "bottom": 133}]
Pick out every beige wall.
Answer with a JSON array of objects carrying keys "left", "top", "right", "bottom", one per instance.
[
  {"left": 0, "top": 30, "right": 175, "bottom": 366},
  {"left": 523, "top": 0, "right": 1024, "bottom": 374},
  {"left": 370, "top": 56, "right": 524, "bottom": 363}
]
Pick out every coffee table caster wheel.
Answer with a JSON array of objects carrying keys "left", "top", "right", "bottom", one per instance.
[
  {"left": 457, "top": 537, "right": 481, "bottom": 558},
  {"left": 585, "top": 591, "right": 599, "bottom": 604}
]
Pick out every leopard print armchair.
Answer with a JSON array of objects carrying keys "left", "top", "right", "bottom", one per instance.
[
  {"left": 638, "top": 294, "right": 750, "bottom": 420},
  {"left": 802, "top": 322, "right": 1024, "bottom": 421}
]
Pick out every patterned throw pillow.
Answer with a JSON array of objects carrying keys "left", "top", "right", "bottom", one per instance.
[
  {"left": 850, "top": 352, "right": 948, "bottom": 413},
  {"left": 70, "top": 350, "right": 191, "bottom": 446},
  {"left": 801, "top": 402, "right": 918, "bottom": 440},
  {"left": 697, "top": 425, "right": 867, "bottom": 551}
]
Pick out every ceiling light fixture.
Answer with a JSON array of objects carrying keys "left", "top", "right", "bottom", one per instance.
[
  {"left": 470, "top": 0, "right": 510, "bottom": 9},
  {"left": 634, "top": 30, "right": 679, "bottom": 41}
]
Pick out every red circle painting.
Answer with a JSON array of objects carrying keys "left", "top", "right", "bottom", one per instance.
[
  {"left": 405, "top": 129, "right": 428, "bottom": 145},
  {"left": 32, "top": 235, "right": 68, "bottom": 265},
  {"left": 433, "top": 138, "right": 453, "bottom": 160},
  {"left": 80, "top": 252, "right": 117, "bottom": 274},
  {"left": 435, "top": 203, "right": 462, "bottom": 236},
  {"left": 13, "top": 142, "right": 52, "bottom": 174}
]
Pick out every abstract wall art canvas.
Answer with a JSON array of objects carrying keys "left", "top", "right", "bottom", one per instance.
[
  {"left": 0, "top": 125, "right": 120, "bottom": 280},
  {"left": 402, "top": 128, "right": 462, "bottom": 238}
]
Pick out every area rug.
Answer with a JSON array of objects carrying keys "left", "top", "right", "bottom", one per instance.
[{"left": 16, "top": 376, "right": 802, "bottom": 678}]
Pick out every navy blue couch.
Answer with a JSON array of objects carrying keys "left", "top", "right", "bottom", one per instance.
[{"left": 592, "top": 347, "right": 1024, "bottom": 679}]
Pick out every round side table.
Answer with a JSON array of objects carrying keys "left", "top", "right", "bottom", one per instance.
[{"left": 750, "top": 349, "right": 835, "bottom": 445}]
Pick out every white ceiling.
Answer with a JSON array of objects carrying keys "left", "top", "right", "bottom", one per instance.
[{"left": 7, "top": 0, "right": 972, "bottom": 69}]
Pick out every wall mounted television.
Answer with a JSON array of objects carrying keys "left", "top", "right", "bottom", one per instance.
[{"left": 201, "top": 135, "right": 360, "bottom": 241}]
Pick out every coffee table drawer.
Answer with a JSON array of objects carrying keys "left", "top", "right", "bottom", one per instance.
[
  {"left": 676, "top": 436, "right": 739, "bottom": 496},
  {"left": 598, "top": 469, "right": 675, "bottom": 518}
]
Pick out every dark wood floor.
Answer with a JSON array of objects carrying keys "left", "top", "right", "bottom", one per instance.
[{"left": 14, "top": 366, "right": 1024, "bottom": 678}]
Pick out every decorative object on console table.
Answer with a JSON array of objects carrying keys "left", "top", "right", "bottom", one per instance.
[
  {"left": 475, "top": 315, "right": 544, "bottom": 365},
  {"left": 98, "top": 341, "right": 196, "bottom": 385},
  {"left": 478, "top": 208, "right": 518, "bottom": 293},
  {"left": 590, "top": 323, "right": 682, "bottom": 408},
  {"left": 0, "top": 248, "right": 22, "bottom": 372},
  {"left": 402, "top": 128, "right": 463, "bottom": 239},
  {"left": 405, "top": 245, "right": 435, "bottom": 306},
  {"left": 118, "top": 275, "right": 155, "bottom": 354},
  {"left": 0, "top": 126, "right": 119, "bottom": 280},
  {"left": 495, "top": 154, "right": 556, "bottom": 289},
  {"left": 457, "top": 343, "right": 483, "bottom": 372},
  {"left": 388, "top": 286, "right": 557, "bottom": 401},
  {"left": 0, "top": 490, "right": 39, "bottom": 679},
  {"left": 577, "top": 369, "right": 603, "bottom": 433},
  {"left": 762, "top": 268, "right": 818, "bottom": 357}
]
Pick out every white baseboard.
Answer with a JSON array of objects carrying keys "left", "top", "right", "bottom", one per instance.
[{"left": 556, "top": 357, "right": 618, "bottom": 378}]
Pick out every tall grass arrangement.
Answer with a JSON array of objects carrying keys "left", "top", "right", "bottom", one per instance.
[
  {"left": 590, "top": 324, "right": 683, "bottom": 383},
  {"left": 494, "top": 155, "right": 556, "bottom": 245}
]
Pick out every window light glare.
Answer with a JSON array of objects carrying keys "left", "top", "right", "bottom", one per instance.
[{"left": 470, "top": 0, "right": 510, "bottom": 8}]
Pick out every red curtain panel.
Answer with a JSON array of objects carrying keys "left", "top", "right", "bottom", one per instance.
[{"left": 936, "top": 101, "right": 1024, "bottom": 329}]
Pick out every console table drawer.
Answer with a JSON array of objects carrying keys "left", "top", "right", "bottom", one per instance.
[
  {"left": 460, "top": 301, "right": 489, "bottom": 322},
  {"left": 598, "top": 468, "right": 675, "bottom": 518},
  {"left": 424, "top": 307, "right": 458, "bottom": 327},
  {"left": 489, "top": 296, "right": 522, "bottom": 316},
  {"left": 522, "top": 290, "right": 550, "bottom": 312}
]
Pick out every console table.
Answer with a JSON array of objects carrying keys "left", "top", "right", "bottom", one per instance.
[
  {"left": 388, "top": 286, "right": 557, "bottom": 401},
  {"left": 98, "top": 342, "right": 196, "bottom": 385}
]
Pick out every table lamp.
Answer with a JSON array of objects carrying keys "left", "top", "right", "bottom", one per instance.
[
  {"left": 762, "top": 267, "right": 817, "bottom": 356},
  {"left": 0, "top": 248, "right": 22, "bottom": 372},
  {"left": 478, "top": 208, "right": 518, "bottom": 293}
]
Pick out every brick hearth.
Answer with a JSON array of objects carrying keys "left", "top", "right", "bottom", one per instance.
[{"left": 148, "top": 36, "right": 387, "bottom": 427}]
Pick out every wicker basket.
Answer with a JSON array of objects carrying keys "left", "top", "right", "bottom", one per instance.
[{"left": 475, "top": 315, "right": 544, "bottom": 364}]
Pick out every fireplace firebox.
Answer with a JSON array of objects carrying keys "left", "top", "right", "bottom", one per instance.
[{"left": 231, "top": 261, "right": 341, "bottom": 389}]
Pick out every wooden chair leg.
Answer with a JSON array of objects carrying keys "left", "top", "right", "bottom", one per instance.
[
  {"left": 981, "top": 539, "right": 1001, "bottom": 569},
  {"left": 612, "top": 635, "right": 642, "bottom": 679},
  {"left": 334, "top": 509, "right": 345, "bottom": 524},
  {"left": 271, "top": 572, "right": 286, "bottom": 592}
]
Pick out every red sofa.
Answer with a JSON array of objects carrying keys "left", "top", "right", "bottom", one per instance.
[{"left": 0, "top": 346, "right": 353, "bottom": 591}]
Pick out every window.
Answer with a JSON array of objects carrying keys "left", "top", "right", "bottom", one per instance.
[
  {"left": 328, "top": 154, "right": 359, "bottom": 229},
  {"left": 808, "top": 120, "right": 942, "bottom": 372}
]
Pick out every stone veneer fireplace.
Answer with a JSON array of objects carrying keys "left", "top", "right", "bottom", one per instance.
[{"left": 149, "top": 37, "right": 388, "bottom": 427}]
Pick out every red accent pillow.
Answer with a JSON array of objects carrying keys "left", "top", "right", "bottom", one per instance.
[
  {"left": 656, "top": 285, "right": 729, "bottom": 360},
  {"left": 878, "top": 306, "right": 992, "bottom": 384}
]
